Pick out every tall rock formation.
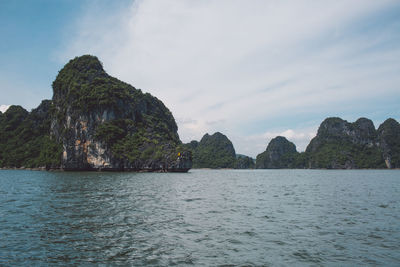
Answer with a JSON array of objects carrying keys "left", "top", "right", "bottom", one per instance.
[
  {"left": 51, "top": 55, "right": 191, "bottom": 171},
  {"left": 0, "top": 55, "right": 191, "bottom": 171},
  {"left": 188, "top": 132, "right": 236, "bottom": 168},
  {"left": 377, "top": 118, "right": 400, "bottom": 168},
  {"left": 256, "top": 136, "right": 300, "bottom": 168},
  {"left": 305, "top": 117, "right": 385, "bottom": 169}
]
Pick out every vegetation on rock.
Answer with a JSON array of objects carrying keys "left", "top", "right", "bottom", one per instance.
[
  {"left": 185, "top": 133, "right": 255, "bottom": 169},
  {"left": 0, "top": 55, "right": 191, "bottom": 171},
  {"left": 377, "top": 118, "right": 400, "bottom": 168},
  {"left": 1, "top": 55, "right": 398, "bottom": 171},
  {"left": 51, "top": 55, "right": 190, "bottom": 171},
  {"left": 186, "top": 132, "right": 236, "bottom": 168},
  {"left": 235, "top": 154, "right": 255, "bottom": 169},
  {"left": 305, "top": 117, "right": 386, "bottom": 169},
  {"left": 255, "top": 117, "right": 399, "bottom": 169},
  {"left": 256, "top": 136, "right": 300, "bottom": 168},
  {"left": 0, "top": 101, "right": 62, "bottom": 169}
]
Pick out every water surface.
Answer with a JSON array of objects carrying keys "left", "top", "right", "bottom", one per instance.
[{"left": 0, "top": 169, "right": 399, "bottom": 266}]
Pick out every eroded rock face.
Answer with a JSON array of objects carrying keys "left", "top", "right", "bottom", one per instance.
[
  {"left": 306, "top": 117, "right": 385, "bottom": 169},
  {"left": 51, "top": 55, "right": 191, "bottom": 171},
  {"left": 307, "top": 117, "right": 377, "bottom": 153},
  {"left": 54, "top": 113, "right": 115, "bottom": 170},
  {"left": 377, "top": 118, "right": 400, "bottom": 168}
]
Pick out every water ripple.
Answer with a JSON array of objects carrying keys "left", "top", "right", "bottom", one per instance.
[{"left": 0, "top": 169, "right": 399, "bottom": 266}]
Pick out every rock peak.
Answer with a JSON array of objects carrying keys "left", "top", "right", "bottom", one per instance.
[
  {"left": 256, "top": 136, "right": 298, "bottom": 169},
  {"left": 64, "top": 55, "right": 104, "bottom": 73}
]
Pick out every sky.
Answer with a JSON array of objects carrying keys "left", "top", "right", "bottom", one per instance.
[{"left": 1, "top": 0, "right": 399, "bottom": 157}]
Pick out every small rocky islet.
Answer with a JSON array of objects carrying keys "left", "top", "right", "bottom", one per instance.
[{"left": 0, "top": 55, "right": 399, "bottom": 170}]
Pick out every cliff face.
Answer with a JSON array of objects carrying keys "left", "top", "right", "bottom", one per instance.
[
  {"left": 188, "top": 132, "right": 236, "bottom": 168},
  {"left": 306, "top": 117, "right": 385, "bottom": 169},
  {"left": 50, "top": 55, "right": 191, "bottom": 171},
  {"left": 307, "top": 117, "right": 377, "bottom": 152},
  {"left": 256, "top": 136, "right": 299, "bottom": 169},
  {"left": 377, "top": 118, "right": 400, "bottom": 168}
]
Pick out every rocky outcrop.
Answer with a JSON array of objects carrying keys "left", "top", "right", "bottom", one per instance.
[
  {"left": 305, "top": 117, "right": 385, "bottom": 169},
  {"left": 0, "top": 55, "right": 191, "bottom": 172},
  {"left": 0, "top": 102, "right": 62, "bottom": 169},
  {"left": 50, "top": 55, "right": 191, "bottom": 171},
  {"left": 187, "top": 132, "right": 236, "bottom": 168},
  {"left": 256, "top": 136, "right": 299, "bottom": 168},
  {"left": 377, "top": 118, "right": 400, "bottom": 168},
  {"left": 255, "top": 117, "right": 400, "bottom": 169},
  {"left": 234, "top": 154, "right": 255, "bottom": 169}
]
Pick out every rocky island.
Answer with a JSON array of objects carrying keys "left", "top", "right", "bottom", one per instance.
[
  {"left": 0, "top": 55, "right": 192, "bottom": 172},
  {"left": 1, "top": 56, "right": 398, "bottom": 171},
  {"left": 256, "top": 136, "right": 301, "bottom": 169},
  {"left": 256, "top": 117, "right": 400, "bottom": 169},
  {"left": 186, "top": 132, "right": 236, "bottom": 168},
  {"left": 185, "top": 132, "right": 255, "bottom": 169}
]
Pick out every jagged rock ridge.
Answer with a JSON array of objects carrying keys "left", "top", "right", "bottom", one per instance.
[
  {"left": 255, "top": 117, "right": 399, "bottom": 169},
  {"left": 306, "top": 117, "right": 386, "bottom": 169}
]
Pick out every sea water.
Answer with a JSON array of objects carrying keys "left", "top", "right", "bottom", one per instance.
[{"left": 0, "top": 169, "right": 399, "bottom": 266}]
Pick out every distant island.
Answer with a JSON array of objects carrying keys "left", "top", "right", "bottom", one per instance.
[
  {"left": 255, "top": 117, "right": 400, "bottom": 169},
  {"left": 0, "top": 55, "right": 192, "bottom": 172},
  {"left": 184, "top": 118, "right": 399, "bottom": 170},
  {"left": 1, "top": 55, "right": 399, "bottom": 171},
  {"left": 184, "top": 132, "right": 255, "bottom": 169}
]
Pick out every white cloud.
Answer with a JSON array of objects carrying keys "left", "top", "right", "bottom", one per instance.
[
  {"left": 233, "top": 126, "right": 318, "bottom": 157},
  {"left": 58, "top": 0, "right": 400, "bottom": 156},
  {"left": 263, "top": 128, "right": 317, "bottom": 152},
  {"left": 0, "top": 105, "right": 10, "bottom": 113}
]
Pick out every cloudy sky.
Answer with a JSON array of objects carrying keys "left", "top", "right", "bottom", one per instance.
[{"left": 1, "top": 0, "right": 399, "bottom": 157}]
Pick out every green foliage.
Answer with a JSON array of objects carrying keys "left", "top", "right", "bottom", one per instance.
[
  {"left": 52, "top": 56, "right": 178, "bottom": 137},
  {"left": 293, "top": 152, "right": 309, "bottom": 168},
  {"left": 307, "top": 141, "right": 385, "bottom": 169},
  {"left": 255, "top": 136, "right": 302, "bottom": 169},
  {"left": 234, "top": 155, "right": 255, "bottom": 169},
  {"left": 190, "top": 132, "right": 236, "bottom": 168},
  {"left": 0, "top": 102, "right": 62, "bottom": 168},
  {"left": 109, "top": 124, "right": 180, "bottom": 165},
  {"left": 304, "top": 117, "right": 395, "bottom": 169},
  {"left": 256, "top": 150, "right": 299, "bottom": 169},
  {"left": 51, "top": 55, "right": 181, "bottom": 167},
  {"left": 94, "top": 119, "right": 134, "bottom": 145},
  {"left": 378, "top": 118, "right": 400, "bottom": 168},
  {"left": 52, "top": 56, "right": 134, "bottom": 115}
]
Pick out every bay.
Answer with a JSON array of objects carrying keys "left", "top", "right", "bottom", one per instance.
[{"left": 0, "top": 169, "right": 399, "bottom": 266}]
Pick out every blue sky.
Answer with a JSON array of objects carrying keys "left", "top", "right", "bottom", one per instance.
[
  {"left": 1, "top": 0, "right": 79, "bottom": 106},
  {"left": 1, "top": 0, "right": 399, "bottom": 156}
]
